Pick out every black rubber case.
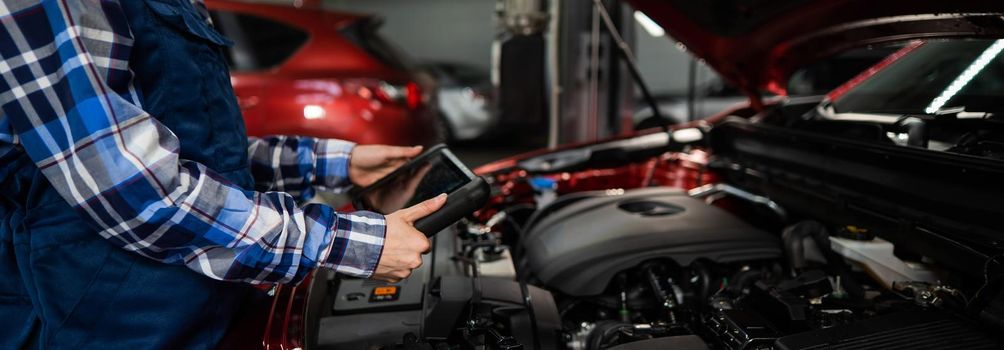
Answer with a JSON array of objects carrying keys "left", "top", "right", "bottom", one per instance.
[
  {"left": 413, "top": 177, "right": 489, "bottom": 235},
  {"left": 352, "top": 145, "right": 489, "bottom": 236}
]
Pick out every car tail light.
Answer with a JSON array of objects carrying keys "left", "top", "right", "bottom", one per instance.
[
  {"left": 405, "top": 82, "right": 421, "bottom": 110},
  {"left": 345, "top": 79, "right": 422, "bottom": 111}
]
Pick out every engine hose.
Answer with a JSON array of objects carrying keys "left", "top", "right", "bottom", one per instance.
[
  {"left": 727, "top": 269, "right": 764, "bottom": 294},
  {"left": 641, "top": 262, "right": 677, "bottom": 309},
  {"left": 586, "top": 321, "right": 633, "bottom": 350},
  {"left": 645, "top": 267, "right": 673, "bottom": 308},
  {"left": 689, "top": 259, "right": 713, "bottom": 302},
  {"left": 782, "top": 221, "right": 864, "bottom": 298},
  {"left": 968, "top": 274, "right": 1004, "bottom": 330},
  {"left": 782, "top": 224, "right": 810, "bottom": 274}
]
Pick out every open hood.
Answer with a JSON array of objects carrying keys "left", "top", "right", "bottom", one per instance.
[{"left": 628, "top": 0, "right": 1004, "bottom": 99}]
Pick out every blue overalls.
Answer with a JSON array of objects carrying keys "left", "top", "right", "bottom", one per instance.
[{"left": 0, "top": 0, "right": 256, "bottom": 348}]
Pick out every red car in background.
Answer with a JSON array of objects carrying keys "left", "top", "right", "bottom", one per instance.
[{"left": 205, "top": 0, "right": 438, "bottom": 146}]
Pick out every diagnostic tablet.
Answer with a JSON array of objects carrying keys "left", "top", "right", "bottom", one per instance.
[{"left": 352, "top": 144, "right": 490, "bottom": 236}]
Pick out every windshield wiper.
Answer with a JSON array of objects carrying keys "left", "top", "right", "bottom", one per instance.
[{"left": 933, "top": 106, "right": 996, "bottom": 119}]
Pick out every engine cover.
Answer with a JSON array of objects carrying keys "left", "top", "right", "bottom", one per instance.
[{"left": 522, "top": 187, "right": 780, "bottom": 296}]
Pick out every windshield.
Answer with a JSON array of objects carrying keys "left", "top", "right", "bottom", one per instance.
[{"left": 832, "top": 39, "right": 1004, "bottom": 115}]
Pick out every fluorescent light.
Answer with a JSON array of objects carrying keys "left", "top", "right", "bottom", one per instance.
[
  {"left": 303, "top": 105, "right": 326, "bottom": 120},
  {"left": 633, "top": 11, "right": 664, "bottom": 37},
  {"left": 924, "top": 39, "right": 1004, "bottom": 114}
]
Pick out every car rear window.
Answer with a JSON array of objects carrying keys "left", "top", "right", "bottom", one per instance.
[
  {"left": 209, "top": 10, "right": 309, "bottom": 71},
  {"left": 338, "top": 17, "right": 414, "bottom": 71}
]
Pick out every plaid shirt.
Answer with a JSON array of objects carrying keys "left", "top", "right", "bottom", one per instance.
[{"left": 0, "top": 0, "right": 386, "bottom": 284}]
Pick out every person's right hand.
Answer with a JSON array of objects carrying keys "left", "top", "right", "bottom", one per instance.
[{"left": 371, "top": 194, "right": 447, "bottom": 283}]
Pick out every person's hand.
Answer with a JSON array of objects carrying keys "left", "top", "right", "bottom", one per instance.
[
  {"left": 371, "top": 194, "right": 446, "bottom": 282},
  {"left": 349, "top": 144, "right": 424, "bottom": 187}
]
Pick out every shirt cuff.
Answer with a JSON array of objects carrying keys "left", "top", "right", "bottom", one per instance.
[
  {"left": 322, "top": 211, "right": 386, "bottom": 277},
  {"left": 313, "top": 139, "right": 356, "bottom": 192}
]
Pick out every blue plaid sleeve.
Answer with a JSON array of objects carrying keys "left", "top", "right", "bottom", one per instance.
[
  {"left": 248, "top": 136, "right": 356, "bottom": 202},
  {"left": 0, "top": 0, "right": 385, "bottom": 283}
]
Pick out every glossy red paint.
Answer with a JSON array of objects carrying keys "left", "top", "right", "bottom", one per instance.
[
  {"left": 264, "top": 281, "right": 310, "bottom": 350},
  {"left": 206, "top": 0, "right": 437, "bottom": 146},
  {"left": 475, "top": 149, "right": 717, "bottom": 220},
  {"left": 215, "top": 279, "right": 310, "bottom": 350}
]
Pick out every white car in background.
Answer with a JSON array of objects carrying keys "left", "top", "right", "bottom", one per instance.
[{"left": 420, "top": 62, "right": 497, "bottom": 141}]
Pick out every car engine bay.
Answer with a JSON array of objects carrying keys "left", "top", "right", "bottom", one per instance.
[{"left": 303, "top": 102, "right": 1004, "bottom": 350}]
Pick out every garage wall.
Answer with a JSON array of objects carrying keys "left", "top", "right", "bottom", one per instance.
[
  {"left": 634, "top": 21, "right": 718, "bottom": 96},
  {"left": 324, "top": 0, "right": 497, "bottom": 71}
]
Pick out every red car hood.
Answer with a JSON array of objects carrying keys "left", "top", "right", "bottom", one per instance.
[{"left": 628, "top": 0, "right": 1004, "bottom": 99}]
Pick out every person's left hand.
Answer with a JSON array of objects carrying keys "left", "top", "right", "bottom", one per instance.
[{"left": 349, "top": 144, "right": 424, "bottom": 187}]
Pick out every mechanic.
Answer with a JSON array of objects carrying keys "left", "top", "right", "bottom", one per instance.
[{"left": 0, "top": 0, "right": 440, "bottom": 348}]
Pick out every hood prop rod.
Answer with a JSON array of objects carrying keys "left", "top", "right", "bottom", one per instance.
[{"left": 591, "top": 0, "right": 669, "bottom": 133}]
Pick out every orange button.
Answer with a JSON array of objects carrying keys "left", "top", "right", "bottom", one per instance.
[{"left": 373, "top": 286, "right": 398, "bottom": 296}]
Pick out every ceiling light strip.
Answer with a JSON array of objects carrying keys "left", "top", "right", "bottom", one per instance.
[{"left": 925, "top": 39, "right": 1004, "bottom": 114}]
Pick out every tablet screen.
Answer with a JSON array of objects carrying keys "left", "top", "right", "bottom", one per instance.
[{"left": 359, "top": 151, "right": 471, "bottom": 214}]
